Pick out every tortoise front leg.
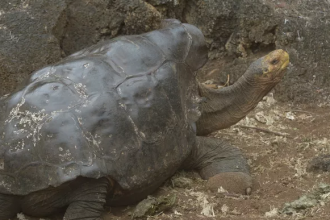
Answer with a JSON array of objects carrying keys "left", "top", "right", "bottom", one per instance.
[
  {"left": 63, "top": 177, "right": 111, "bottom": 220},
  {"left": 22, "top": 177, "right": 112, "bottom": 220},
  {"left": 184, "top": 136, "right": 252, "bottom": 195},
  {"left": 0, "top": 194, "right": 21, "bottom": 220}
]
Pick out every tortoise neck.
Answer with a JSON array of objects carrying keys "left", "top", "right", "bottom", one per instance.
[{"left": 196, "top": 72, "right": 273, "bottom": 136}]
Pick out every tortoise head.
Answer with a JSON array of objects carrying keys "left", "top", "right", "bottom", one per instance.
[
  {"left": 245, "top": 49, "right": 290, "bottom": 86},
  {"left": 196, "top": 49, "right": 290, "bottom": 135}
]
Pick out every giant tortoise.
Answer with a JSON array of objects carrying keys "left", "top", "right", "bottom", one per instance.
[{"left": 0, "top": 19, "right": 289, "bottom": 219}]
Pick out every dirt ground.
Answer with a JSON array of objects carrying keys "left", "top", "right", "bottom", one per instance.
[{"left": 16, "top": 78, "right": 330, "bottom": 220}]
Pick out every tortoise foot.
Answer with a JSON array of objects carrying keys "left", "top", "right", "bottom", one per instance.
[{"left": 206, "top": 172, "right": 252, "bottom": 195}]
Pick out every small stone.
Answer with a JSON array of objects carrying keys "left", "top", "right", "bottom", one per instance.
[
  {"left": 265, "top": 208, "right": 278, "bottom": 217},
  {"left": 255, "top": 111, "right": 267, "bottom": 124},
  {"left": 307, "top": 154, "right": 330, "bottom": 172},
  {"left": 221, "top": 204, "right": 229, "bottom": 214},
  {"left": 285, "top": 112, "right": 295, "bottom": 120}
]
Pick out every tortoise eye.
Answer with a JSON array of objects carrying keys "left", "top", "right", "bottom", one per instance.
[{"left": 271, "top": 59, "right": 279, "bottom": 65}]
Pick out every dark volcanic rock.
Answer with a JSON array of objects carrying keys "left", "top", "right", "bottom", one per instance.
[
  {"left": 184, "top": 0, "right": 330, "bottom": 104},
  {"left": 0, "top": 0, "right": 163, "bottom": 96},
  {"left": 1, "top": 0, "right": 329, "bottom": 103},
  {"left": 60, "top": 0, "right": 162, "bottom": 55},
  {"left": 273, "top": 0, "right": 330, "bottom": 103},
  {"left": 0, "top": 0, "right": 65, "bottom": 96},
  {"left": 146, "top": 0, "right": 187, "bottom": 18}
]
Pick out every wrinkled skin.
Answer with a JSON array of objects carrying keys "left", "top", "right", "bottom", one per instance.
[
  {"left": 197, "top": 49, "right": 290, "bottom": 135},
  {"left": 0, "top": 19, "right": 289, "bottom": 219}
]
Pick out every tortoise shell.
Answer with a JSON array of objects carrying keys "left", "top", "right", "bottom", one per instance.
[{"left": 0, "top": 19, "right": 207, "bottom": 195}]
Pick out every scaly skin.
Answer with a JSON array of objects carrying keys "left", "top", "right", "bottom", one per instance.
[{"left": 196, "top": 49, "right": 290, "bottom": 136}]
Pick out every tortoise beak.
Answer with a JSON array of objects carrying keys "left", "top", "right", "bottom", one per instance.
[{"left": 280, "top": 50, "right": 290, "bottom": 70}]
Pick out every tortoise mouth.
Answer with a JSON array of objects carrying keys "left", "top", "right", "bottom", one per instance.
[{"left": 280, "top": 51, "right": 290, "bottom": 70}]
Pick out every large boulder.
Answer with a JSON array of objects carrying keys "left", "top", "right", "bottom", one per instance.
[
  {"left": 60, "top": 0, "right": 162, "bottom": 55},
  {"left": 0, "top": 0, "right": 163, "bottom": 96},
  {"left": 184, "top": 0, "right": 330, "bottom": 104},
  {"left": 273, "top": 0, "right": 330, "bottom": 103},
  {"left": 0, "top": 0, "right": 65, "bottom": 96},
  {"left": 1, "top": 0, "right": 329, "bottom": 104}
]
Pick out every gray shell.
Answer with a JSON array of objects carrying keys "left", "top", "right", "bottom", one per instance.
[{"left": 0, "top": 19, "right": 208, "bottom": 195}]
